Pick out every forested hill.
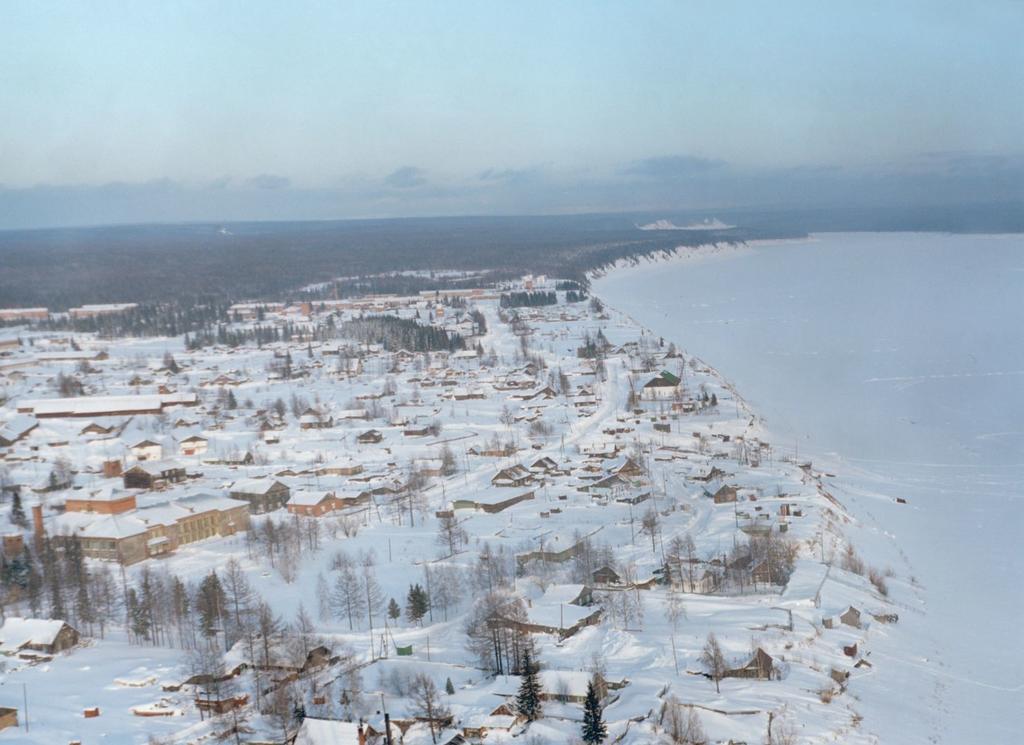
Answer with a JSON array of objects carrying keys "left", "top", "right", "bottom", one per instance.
[
  {"left": 1, "top": 201, "right": 1018, "bottom": 310},
  {"left": 0, "top": 214, "right": 756, "bottom": 309}
]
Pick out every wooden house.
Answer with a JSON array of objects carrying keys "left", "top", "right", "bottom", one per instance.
[
  {"left": 491, "top": 464, "right": 532, "bottom": 488},
  {"left": 452, "top": 489, "right": 535, "bottom": 514},
  {"left": 122, "top": 460, "right": 186, "bottom": 490},
  {"left": 592, "top": 566, "right": 621, "bottom": 585},
  {"left": 299, "top": 409, "right": 333, "bottom": 429},
  {"left": 314, "top": 460, "right": 364, "bottom": 477},
  {"left": 78, "top": 421, "right": 115, "bottom": 437},
  {"left": 286, "top": 490, "right": 354, "bottom": 517},
  {"left": 195, "top": 693, "right": 248, "bottom": 715},
  {"left": 530, "top": 456, "right": 560, "bottom": 475},
  {"left": 725, "top": 648, "right": 775, "bottom": 680},
  {"left": 711, "top": 484, "right": 738, "bottom": 504},
  {"left": 293, "top": 717, "right": 379, "bottom": 745},
  {"left": 229, "top": 479, "right": 290, "bottom": 514},
  {"left": 824, "top": 606, "right": 863, "bottom": 630},
  {"left": 0, "top": 617, "right": 80, "bottom": 656}
]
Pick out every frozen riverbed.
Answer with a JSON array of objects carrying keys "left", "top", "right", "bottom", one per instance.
[{"left": 595, "top": 232, "right": 1024, "bottom": 743}]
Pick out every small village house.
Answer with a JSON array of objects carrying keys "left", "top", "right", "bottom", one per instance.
[
  {"left": 491, "top": 464, "right": 532, "bottom": 488},
  {"left": 641, "top": 370, "right": 681, "bottom": 400},
  {"left": 129, "top": 439, "right": 163, "bottom": 461},
  {"left": 724, "top": 648, "right": 776, "bottom": 680},
  {"left": 179, "top": 435, "right": 209, "bottom": 456},
  {"left": 0, "top": 617, "right": 80, "bottom": 656},
  {"left": 122, "top": 460, "right": 187, "bottom": 490},
  {"left": 229, "top": 478, "right": 290, "bottom": 514}
]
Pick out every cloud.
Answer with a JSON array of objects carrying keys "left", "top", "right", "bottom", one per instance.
[
  {"left": 479, "top": 167, "right": 536, "bottom": 183},
  {"left": 914, "top": 151, "right": 1024, "bottom": 176},
  {"left": 0, "top": 149, "right": 1020, "bottom": 231},
  {"left": 621, "top": 154, "right": 726, "bottom": 180},
  {"left": 384, "top": 166, "right": 427, "bottom": 189},
  {"left": 246, "top": 173, "right": 291, "bottom": 190}
]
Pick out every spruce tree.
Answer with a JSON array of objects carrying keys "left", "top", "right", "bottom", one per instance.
[
  {"left": 128, "top": 588, "right": 151, "bottom": 641},
  {"left": 406, "top": 584, "right": 429, "bottom": 624},
  {"left": 10, "top": 492, "right": 27, "bottom": 528},
  {"left": 516, "top": 649, "right": 542, "bottom": 722},
  {"left": 196, "top": 571, "right": 227, "bottom": 639},
  {"left": 581, "top": 678, "right": 607, "bottom": 744},
  {"left": 445, "top": 677, "right": 455, "bottom": 695},
  {"left": 388, "top": 597, "right": 401, "bottom": 621}
]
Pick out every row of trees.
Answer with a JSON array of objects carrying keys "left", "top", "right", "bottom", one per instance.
[
  {"left": 339, "top": 316, "right": 466, "bottom": 352},
  {"left": 499, "top": 291, "right": 557, "bottom": 308}
]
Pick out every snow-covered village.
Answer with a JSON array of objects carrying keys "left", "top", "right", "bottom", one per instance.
[{"left": 0, "top": 276, "right": 902, "bottom": 745}]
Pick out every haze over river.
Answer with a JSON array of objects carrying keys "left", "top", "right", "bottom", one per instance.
[{"left": 595, "top": 232, "right": 1024, "bottom": 743}]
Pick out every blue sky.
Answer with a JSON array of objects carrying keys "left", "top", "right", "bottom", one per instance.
[{"left": 0, "top": 1, "right": 1021, "bottom": 227}]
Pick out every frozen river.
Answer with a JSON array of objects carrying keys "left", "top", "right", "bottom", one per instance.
[{"left": 595, "top": 232, "right": 1024, "bottom": 743}]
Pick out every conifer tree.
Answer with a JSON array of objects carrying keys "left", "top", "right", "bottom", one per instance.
[
  {"left": 9, "top": 492, "right": 27, "bottom": 528},
  {"left": 516, "top": 649, "right": 542, "bottom": 722},
  {"left": 445, "top": 677, "right": 455, "bottom": 695},
  {"left": 196, "top": 571, "right": 227, "bottom": 640},
  {"left": 128, "top": 588, "right": 151, "bottom": 641},
  {"left": 581, "top": 677, "right": 607, "bottom": 744},
  {"left": 406, "top": 583, "right": 429, "bottom": 624},
  {"left": 388, "top": 597, "right": 401, "bottom": 621}
]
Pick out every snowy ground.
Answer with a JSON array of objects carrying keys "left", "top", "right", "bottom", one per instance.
[
  {"left": 595, "top": 232, "right": 1024, "bottom": 743},
  {"left": 0, "top": 265, "right": 926, "bottom": 743}
]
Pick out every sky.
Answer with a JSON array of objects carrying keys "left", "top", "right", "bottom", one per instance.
[{"left": 0, "top": 1, "right": 1022, "bottom": 229}]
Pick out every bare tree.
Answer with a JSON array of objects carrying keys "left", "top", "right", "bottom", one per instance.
[
  {"left": 770, "top": 711, "right": 801, "bottom": 745},
  {"left": 464, "top": 591, "right": 531, "bottom": 675},
  {"left": 664, "top": 591, "right": 686, "bottom": 676},
  {"left": 221, "top": 558, "right": 254, "bottom": 648},
  {"left": 361, "top": 554, "right": 385, "bottom": 632},
  {"left": 436, "top": 513, "right": 467, "bottom": 557},
  {"left": 315, "top": 572, "right": 331, "bottom": 621},
  {"left": 430, "top": 564, "right": 463, "bottom": 621},
  {"left": 331, "top": 560, "right": 366, "bottom": 630},
  {"left": 699, "top": 632, "right": 727, "bottom": 693},
  {"left": 408, "top": 673, "right": 451, "bottom": 744},
  {"left": 662, "top": 696, "right": 706, "bottom": 744},
  {"left": 641, "top": 508, "right": 660, "bottom": 553}
]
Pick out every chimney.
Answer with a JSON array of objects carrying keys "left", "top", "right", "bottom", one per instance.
[
  {"left": 357, "top": 722, "right": 367, "bottom": 745},
  {"left": 31, "top": 503, "right": 45, "bottom": 546}
]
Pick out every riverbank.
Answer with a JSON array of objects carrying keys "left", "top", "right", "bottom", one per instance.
[{"left": 593, "top": 231, "right": 1024, "bottom": 743}]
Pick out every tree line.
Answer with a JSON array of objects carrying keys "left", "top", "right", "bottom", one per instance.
[
  {"left": 499, "top": 291, "right": 557, "bottom": 308},
  {"left": 338, "top": 316, "right": 465, "bottom": 352}
]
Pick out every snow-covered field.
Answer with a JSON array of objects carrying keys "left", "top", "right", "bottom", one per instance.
[{"left": 594, "top": 232, "right": 1024, "bottom": 743}]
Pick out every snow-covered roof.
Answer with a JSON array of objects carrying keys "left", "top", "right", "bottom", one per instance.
[
  {"left": 525, "top": 600, "right": 595, "bottom": 630},
  {"left": 230, "top": 478, "right": 284, "bottom": 495},
  {"left": 0, "top": 414, "right": 36, "bottom": 442},
  {"left": 0, "top": 617, "right": 70, "bottom": 652},
  {"left": 19, "top": 393, "right": 196, "bottom": 416},
  {"left": 294, "top": 717, "right": 364, "bottom": 744},
  {"left": 492, "top": 669, "right": 594, "bottom": 698},
  {"left": 287, "top": 490, "right": 334, "bottom": 506}
]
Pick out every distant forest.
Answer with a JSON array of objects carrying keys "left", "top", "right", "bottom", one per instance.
[
  {"left": 1, "top": 202, "right": 1019, "bottom": 312},
  {"left": 0, "top": 213, "right": 781, "bottom": 310}
]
